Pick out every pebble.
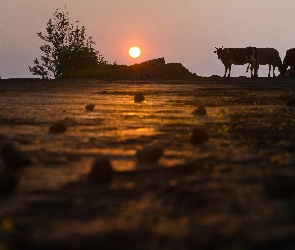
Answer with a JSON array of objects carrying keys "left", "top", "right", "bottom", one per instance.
[
  {"left": 136, "top": 146, "right": 163, "bottom": 165},
  {"left": 49, "top": 123, "right": 67, "bottom": 133},
  {"left": 286, "top": 98, "right": 295, "bottom": 106},
  {"left": 85, "top": 104, "right": 95, "bottom": 111},
  {"left": 88, "top": 156, "right": 114, "bottom": 185},
  {"left": 190, "top": 127, "right": 209, "bottom": 144},
  {"left": 26, "top": 197, "right": 72, "bottom": 209},
  {"left": 192, "top": 106, "right": 207, "bottom": 116},
  {"left": 1, "top": 143, "right": 32, "bottom": 170},
  {"left": 0, "top": 172, "right": 18, "bottom": 195},
  {"left": 134, "top": 93, "right": 145, "bottom": 103},
  {"left": 264, "top": 174, "right": 295, "bottom": 199},
  {"left": 0, "top": 134, "right": 8, "bottom": 142}
]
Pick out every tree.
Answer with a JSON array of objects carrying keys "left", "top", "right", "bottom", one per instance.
[{"left": 29, "top": 9, "right": 107, "bottom": 79}]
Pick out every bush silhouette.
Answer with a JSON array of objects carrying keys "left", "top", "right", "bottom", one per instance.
[{"left": 29, "top": 9, "right": 107, "bottom": 79}]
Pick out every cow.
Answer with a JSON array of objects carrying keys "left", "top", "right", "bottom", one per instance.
[
  {"left": 281, "top": 48, "right": 295, "bottom": 77},
  {"left": 214, "top": 47, "right": 259, "bottom": 78},
  {"left": 246, "top": 48, "right": 282, "bottom": 77}
]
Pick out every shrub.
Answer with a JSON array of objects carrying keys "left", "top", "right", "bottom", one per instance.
[{"left": 29, "top": 9, "right": 106, "bottom": 79}]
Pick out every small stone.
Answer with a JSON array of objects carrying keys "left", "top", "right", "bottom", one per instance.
[
  {"left": 1, "top": 143, "right": 32, "bottom": 170},
  {"left": 134, "top": 93, "right": 145, "bottom": 103},
  {"left": 85, "top": 104, "right": 95, "bottom": 111},
  {"left": 88, "top": 156, "right": 114, "bottom": 185},
  {"left": 0, "top": 172, "right": 18, "bottom": 196},
  {"left": 0, "top": 134, "right": 8, "bottom": 142},
  {"left": 192, "top": 106, "right": 207, "bottom": 116},
  {"left": 286, "top": 98, "right": 295, "bottom": 107},
  {"left": 136, "top": 146, "right": 163, "bottom": 165},
  {"left": 190, "top": 127, "right": 209, "bottom": 144},
  {"left": 27, "top": 197, "right": 72, "bottom": 209},
  {"left": 264, "top": 174, "right": 295, "bottom": 199},
  {"left": 49, "top": 123, "right": 67, "bottom": 133},
  {"left": 146, "top": 181, "right": 162, "bottom": 190}
]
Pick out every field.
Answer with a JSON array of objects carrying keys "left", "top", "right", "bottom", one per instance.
[{"left": 0, "top": 77, "right": 295, "bottom": 249}]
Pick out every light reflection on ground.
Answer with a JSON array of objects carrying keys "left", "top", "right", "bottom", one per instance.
[
  {"left": 0, "top": 80, "right": 294, "bottom": 181},
  {"left": 1, "top": 79, "right": 295, "bottom": 248}
]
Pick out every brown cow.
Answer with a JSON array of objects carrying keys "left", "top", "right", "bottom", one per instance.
[
  {"left": 214, "top": 47, "right": 259, "bottom": 77},
  {"left": 281, "top": 48, "right": 295, "bottom": 76},
  {"left": 246, "top": 48, "right": 282, "bottom": 77}
]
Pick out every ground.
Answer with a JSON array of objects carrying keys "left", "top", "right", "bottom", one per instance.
[{"left": 0, "top": 77, "right": 295, "bottom": 249}]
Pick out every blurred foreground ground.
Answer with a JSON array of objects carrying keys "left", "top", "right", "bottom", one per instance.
[{"left": 0, "top": 78, "right": 295, "bottom": 249}]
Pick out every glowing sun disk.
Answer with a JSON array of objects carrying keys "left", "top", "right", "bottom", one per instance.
[{"left": 129, "top": 47, "right": 141, "bottom": 58}]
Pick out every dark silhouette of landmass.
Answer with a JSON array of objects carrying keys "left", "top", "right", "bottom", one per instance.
[{"left": 61, "top": 57, "right": 197, "bottom": 79}]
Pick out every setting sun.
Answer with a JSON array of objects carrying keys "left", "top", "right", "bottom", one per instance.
[{"left": 129, "top": 47, "right": 141, "bottom": 58}]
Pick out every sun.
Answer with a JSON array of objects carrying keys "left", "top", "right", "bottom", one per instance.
[{"left": 129, "top": 47, "right": 141, "bottom": 58}]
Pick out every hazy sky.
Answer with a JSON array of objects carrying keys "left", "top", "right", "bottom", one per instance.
[{"left": 0, "top": 0, "right": 294, "bottom": 78}]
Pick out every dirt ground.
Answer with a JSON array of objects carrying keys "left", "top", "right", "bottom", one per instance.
[{"left": 0, "top": 77, "right": 295, "bottom": 249}]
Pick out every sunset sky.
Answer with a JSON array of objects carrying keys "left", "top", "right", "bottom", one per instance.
[{"left": 0, "top": 0, "right": 294, "bottom": 78}]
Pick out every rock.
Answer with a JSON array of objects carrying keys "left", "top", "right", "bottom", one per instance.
[
  {"left": 0, "top": 134, "right": 8, "bottom": 149},
  {"left": 146, "top": 180, "right": 162, "bottom": 190},
  {"left": 0, "top": 172, "right": 18, "bottom": 195},
  {"left": 88, "top": 156, "right": 114, "bottom": 185},
  {"left": 192, "top": 106, "right": 207, "bottom": 116},
  {"left": 190, "top": 127, "right": 209, "bottom": 144},
  {"left": 1, "top": 143, "right": 32, "bottom": 170},
  {"left": 134, "top": 93, "right": 145, "bottom": 103},
  {"left": 264, "top": 174, "right": 295, "bottom": 199},
  {"left": 286, "top": 98, "right": 295, "bottom": 106},
  {"left": 49, "top": 123, "right": 67, "bottom": 133},
  {"left": 26, "top": 197, "right": 72, "bottom": 209},
  {"left": 85, "top": 104, "right": 95, "bottom": 111},
  {"left": 136, "top": 146, "right": 164, "bottom": 165},
  {"left": 0, "top": 134, "right": 8, "bottom": 142}
]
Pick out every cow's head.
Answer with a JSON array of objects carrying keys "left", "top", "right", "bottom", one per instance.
[
  {"left": 214, "top": 47, "right": 224, "bottom": 58},
  {"left": 278, "top": 63, "right": 287, "bottom": 76}
]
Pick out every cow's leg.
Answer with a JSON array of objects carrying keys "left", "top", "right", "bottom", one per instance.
[
  {"left": 251, "top": 63, "right": 258, "bottom": 77},
  {"left": 268, "top": 65, "right": 271, "bottom": 77},
  {"left": 246, "top": 63, "right": 250, "bottom": 73},
  {"left": 273, "top": 66, "right": 276, "bottom": 77},
  {"left": 223, "top": 66, "right": 227, "bottom": 77},
  {"left": 247, "top": 64, "right": 254, "bottom": 77},
  {"left": 228, "top": 65, "right": 231, "bottom": 77},
  {"left": 249, "top": 58, "right": 259, "bottom": 78},
  {"left": 252, "top": 63, "right": 258, "bottom": 78}
]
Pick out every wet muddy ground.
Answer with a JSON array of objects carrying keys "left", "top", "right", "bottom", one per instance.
[{"left": 0, "top": 78, "right": 295, "bottom": 249}]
